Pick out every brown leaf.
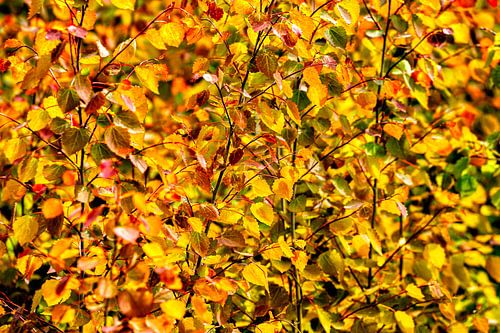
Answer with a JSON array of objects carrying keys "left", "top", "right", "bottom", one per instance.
[{"left": 118, "top": 289, "right": 153, "bottom": 318}]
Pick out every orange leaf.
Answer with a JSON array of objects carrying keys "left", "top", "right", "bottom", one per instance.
[{"left": 42, "top": 198, "right": 63, "bottom": 219}]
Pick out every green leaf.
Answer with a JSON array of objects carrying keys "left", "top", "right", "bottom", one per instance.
[
  {"left": 91, "top": 143, "right": 115, "bottom": 163},
  {"left": 492, "top": 189, "right": 500, "bottom": 210},
  {"left": 386, "top": 137, "right": 404, "bottom": 158},
  {"left": 43, "top": 164, "right": 66, "bottom": 182},
  {"left": 455, "top": 174, "right": 477, "bottom": 197},
  {"left": 288, "top": 195, "right": 307, "bottom": 213},
  {"left": 325, "top": 27, "right": 347, "bottom": 48},
  {"left": 318, "top": 250, "right": 344, "bottom": 280},
  {"left": 104, "top": 126, "right": 132, "bottom": 158},
  {"left": 50, "top": 117, "right": 69, "bottom": 134},
  {"left": 332, "top": 176, "right": 352, "bottom": 196},
  {"left": 57, "top": 89, "right": 80, "bottom": 113},
  {"left": 292, "top": 90, "right": 311, "bottom": 111},
  {"left": 365, "top": 142, "right": 386, "bottom": 157},
  {"left": 62, "top": 128, "right": 90, "bottom": 155},
  {"left": 115, "top": 110, "right": 143, "bottom": 133}
]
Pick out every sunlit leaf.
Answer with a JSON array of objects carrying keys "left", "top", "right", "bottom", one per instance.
[{"left": 242, "top": 263, "right": 269, "bottom": 292}]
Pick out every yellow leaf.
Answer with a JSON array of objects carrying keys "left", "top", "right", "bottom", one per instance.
[
  {"left": 13, "top": 216, "right": 38, "bottom": 245},
  {"left": 406, "top": 284, "right": 425, "bottom": 301},
  {"left": 28, "top": 0, "right": 43, "bottom": 19},
  {"left": 41, "top": 278, "right": 80, "bottom": 306},
  {"left": 135, "top": 65, "right": 159, "bottom": 94},
  {"left": 42, "top": 96, "right": 64, "bottom": 118},
  {"left": 35, "top": 31, "right": 60, "bottom": 56},
  {"left": 42, "top": 198, "right": 64, "bottom": 219},
  {"left": 272, "top": 178, "right": 294, "bottom": 201},
  {"left": 96, "top": 278, "right": 117, "bottom": 298},
  {"left": 192, "top": 57, "right": 209, "bottom": 74},
  {"left": 242, "top": 263, "right": 269, "bottom": 292},
  {"left": 51, "top": 305, "right": 75, "bottom": 324},
  {"left": 384, "top": 123, "right": 404, "bottom": 140},
  {"left": 259, "top": 102, "right": 284, "bottom": 133},
  {"left": 251, "top": 177, "right": 273, "bottom": 197},
  {"left": 161, "top": 299, "right": 186, "bottom": 320},
  {"left": 250, "top": 202, "right": 274, "bottom": 226},
  {"left": 113, "top": 39, "right": 136, "bottom": 64},
  {"left": 16, "top": 255, "right": 43, "bottom": 279},
  {"left": 231, "top": 0, "right": 254, "bottom": 14},
  {"left": 292, "top": 250, "right": 308, "bottom": 272},
  {"left": 355, "top": 92, "right": 377, "bottom": 109},
  {"left": 28, "top": 108, "right": 51, "bottom": 131},
  {"left": 380, "top": 199, "right": 401, "bottom": 216},
  {"left": 255, "top": 322, "right": 278, "bottom": 333},
  {"left": 450, "top": 23, "right": 470, "bottom": 44},
  {"left": 336, "top": 0, "right": 360, "bottom": 27},
  {"left": 160, "top": 22, "right": 185, "bottom": 48},
  {"left": 188, "top": 217, "right": 203, "bottom": 233},
  {"left": 394, "top": 311, "right": 415, "bottom": 333},
  {"left": 303, "top": 67, "right": 327, "bottom": 106},
  {"left": 486, "top": 256, "right": 500, "bottom": 283},
  {"left": 286, "top": 101, "right": 301, "bottom": 126},
  {"left": 145, "top": 28, "right": 166, "bottom": 50},
  {"left": 143, "top": 242, "right": 165, "bottom": 260},
  {"left": 110, "top": 0, "right": 135, "bottom": 10},
  {"left": 424, "top": 244, "right": 446, "bottom": 269},
  {"left": 278, "top": 237, "right": 293, "bottom": 258}
]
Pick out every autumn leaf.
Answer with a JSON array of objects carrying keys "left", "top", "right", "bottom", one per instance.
[
  {"left": 250, "top": 202, "right": 274, "bottom": 226},
  {"left": 160, "top": 22, "right": 185, "bottom": 48},
  {"left": 62, "top": 128, "right": 90, "bottom": 155},
  {"left": 395, "top": 311, "right": 415, "bottom": 333},
  {"left": 104, "top": 126, "right": 133, "bottom": 157},
  {"left": 13, "top": 216, "right": 38, "bottom": 245},
  {"left": 242, "top": 263, "right": 269, "bottom": 292},
  {"left": 111, "top": 0, "right": 135, "bottom": 10},
  {"left": 42, "top": 198, "right": 64, "bottom": 219}
]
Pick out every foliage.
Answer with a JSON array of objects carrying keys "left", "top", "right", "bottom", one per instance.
[{"left": 0, "top": 0, "right": 499, "bottom": 332}]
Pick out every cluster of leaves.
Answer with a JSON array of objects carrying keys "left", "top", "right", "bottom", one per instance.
[{"left": 0, "top": 0, "right": 498, "bottom": 332}]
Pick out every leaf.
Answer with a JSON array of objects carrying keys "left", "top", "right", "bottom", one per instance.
[
  {"left": 21, "top": 55, "right": 52, "bottom": 90},
  {"left": 57, "top": 89, "right": 80, "bottom": 113},
  {"left": 272, "top": 178, "right": 294, "bottom": 201},
  {"left": 384, "top": 123, "right": 404, "bottom": 140},
  {"left": 455, "top": 175, "right": 477, "bottom": 197},
  {"left": 18, "top": 157, "right": 38, "bottom": 183},
  {"left": 332, "top": 176, "right": 352, "bottom": 196},
  {"left": 336, "top": 0, "right": 360, "bottom": 26},
  {"left": 485, "top": 256, "right": 500, "bottom": 283},
  {"left": 118, "top": 289, "right": 153, "bottom": 318},
  {"left": 303, "top": 67, "right": 328, "bottom": 106},
  {"left": 28, "top": 0, "right": 42, "bottom": 19},
  {"left": 110, "top": 0, "right": 135, "bottom": 10},
  {"left": 135, "top": 65, "right": 160, "bottom": 94},
  {"left": 114, "top": 110, "right": 143, "bottom": 133},
  {"left": 406, "top": 284, "right": 425, "bottom": 301},
  {"left": 62, "top": 128, "right": 90, "bottom": 155},
  {"left": 104, "top": 126, "right": 133, "bottom": 158},
  {"left": 394, "top": 311, "right": 415, "bottom": 333},
  {"left": 90, "top": 143, "right": 114, "bottom": 163},
  {"left": 42, "top": 198, "right": 64, "bottom": 219},
  {"left": 272, "top": 23, "right": 298, "bottom": 48},
  {"left": 161, "top": 299, "right": 186, "bottom": 319},
  {"left": 315, "top": 305, "right": 332, "bottom": 333},
  {"left": 114, "top": 226, "right": 140, "bottom": 243},
  {"left": 191, "top": 232, "right": 210, "bottom": 257},
  {"left": 318, "top": 250, "right": 344, "bottom": 280},
  {"left": 42, "top": 280, "right": 74, "bottom": 306},
  {"left": 13, "top": 216, "right": 38, "bottom": 245},
  {"left": 27, "top": 108, "right": 50, "bottom": 132},
  {"left": 424, "top": 244, "right": 446, "bottom": 269},
  {"left": 250, "top": 202, "right": 274, "bottom": 226},
  {"left": 85, "top": 92, "right": 106, "bottom": 115},
  {"left": 286, "top": 100, "right": 301, "bottom": 126},
  {"left": 325, "top": 27, "right": 347, "bottom": 48},
  {"left": 160, "top": 22, "right": 185, "bottom": 48},
  {"left": 256, "top": 52, "right": 278, "bottom": 77},
  {"left": 242, "top": 263, "right": 269, "bottom": 292},
  {"left": 289, "top": 195, "right": 306, "bottom": 213},
  {"left": 113, "top": 39, "right": 136, "bottom": 63},
  {"left": 1, "top": 179, "right": 26, "bottom": 202}
]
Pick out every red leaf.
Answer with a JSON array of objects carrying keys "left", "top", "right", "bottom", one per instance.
[
  {"left": 207, "top": 2, "right": 224, "bottom": 21},
  {"left": 0, "top": 59, "right": 11, "bottom": 73}
]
